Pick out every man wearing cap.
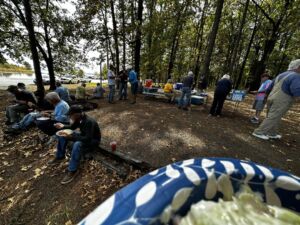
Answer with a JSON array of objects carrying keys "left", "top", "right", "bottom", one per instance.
[
  {"left": 5, "top": 85, "right": 37, "bottom": 125},
  {"left": 51, "top": 105, "right": 101, "bottom": 184},
  {"left": 209, "top": 74, "right": 232, "bottom": 117},
  {"left": 179, "top": 71, "right": 194, "bottom": 110},
  {"left": 253, "top": 59, "right": 300, "bottom": 140}
]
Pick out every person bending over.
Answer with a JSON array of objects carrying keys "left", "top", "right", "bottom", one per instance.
[
  {"left": 50, "top": 105, "right": 101, "bottom": 184},
  {"left": 35, "top": 92, "right": 70, "bottom": 143},
  {"left": 5, "top": 85, "right": 37, "bottom": 125},
  {"left": 209, "top": 74, "right": 232, "bottom": 117}
]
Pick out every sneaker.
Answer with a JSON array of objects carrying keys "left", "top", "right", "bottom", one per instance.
[
  {"left": 252, "top": 132, "right": 269, "bottom": 140},
  {"left": 250, "top": 117, "right": 259, "bottom": 124},
  {"left": 47, "top": 157, "right": 64, "bottom": 166},
  {"left": 61, "top": 171, "right": 78, "bottom": 185},
  {"left": 267, "top": 134, "right": 282, "bottom": 139},
  {"left": 45, "top": 135, "right": 58, "bottom": 146},
  {"left": 130, "top": 101, "right": 136, "bottom": 104},
  {"left": 4, "top": 127, "right": 22, "bottom": 135},
  {"left": 5, "top": 121, "right": 13, "bottom": 126}
]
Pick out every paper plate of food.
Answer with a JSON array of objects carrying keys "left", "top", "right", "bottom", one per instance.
[
  {"left": 56, "top": 129, "right": 73, "bottom": 137},
  {"left": 78, "top": 157, "right": 300, "bottom": 225},
  {"left": 36, "top": 117, "right": 50, "bottom": 121}
]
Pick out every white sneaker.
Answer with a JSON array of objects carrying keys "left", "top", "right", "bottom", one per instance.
[
  {"left": 267, "top": 134, "right": 282, "bottom": 139},
  {"left": 252, "top": 132, "right": 269, "bottom": 140}
]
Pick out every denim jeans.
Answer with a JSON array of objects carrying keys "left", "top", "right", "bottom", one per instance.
[
  {"left": 6, "top": 104, "right": 29, "bottom": 123},
  {"left": 108, "top": 85, "right": 115, "bottom": 102},
  {"left": 12, "top": 112, "right": 40, "bottom": 130},
  {"left": 179, "top": 87, "right": 191, "bottom": 107},
  {"left": 119, "top": 82, "right": 127, "bottom": 99},
  {"left": 56, "top": 136, "right": 99, "bottom": 172}
]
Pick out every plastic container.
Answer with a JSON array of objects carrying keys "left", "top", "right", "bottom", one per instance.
[{"left": 110, "top": 141, "right": 117, "bottom": 152}]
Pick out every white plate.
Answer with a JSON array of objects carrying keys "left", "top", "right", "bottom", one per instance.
[
  {"left": 36, "top": 117, "right": 50, "bottom": 121},
  {"left": 56, "top": 129, "right": 73, "bottom": 137}
]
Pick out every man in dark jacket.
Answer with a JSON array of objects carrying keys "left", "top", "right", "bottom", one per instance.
[
  {"left": 209, "top": 74, "right": 232, "bottom": 117},
  {"left": 50, "top": 105, "right": 101, "bottom": 184},
  {"left": 119, "top": 69, "right": 128, "bottom": 100},
  {"left": 6, "top": 85, "right": 37, "bottom": 124}
]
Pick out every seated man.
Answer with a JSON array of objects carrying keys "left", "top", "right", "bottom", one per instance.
[
  {"left": 6, "top": 85, "right": 37, "bottom": 125},
  {"left": 7, "top": 92, "right": 69, "bottom": 137},
  {"left": 164, "top": 79, "right": 175, "bottom": 102},
  {"left": 55, "top": 81, "right": 71, "bottom": 103},
  {"left": 75, "top": 82, "right": 87, "bottom": 102},
  {"left": 93, "top": 83, "right": 105, "bottom": 99},
  {"left": 36, "top": 92, "right": 69, "bottom": 141},
  {"left": 50, "top": 105, "right": 101, "bottom": 184}
]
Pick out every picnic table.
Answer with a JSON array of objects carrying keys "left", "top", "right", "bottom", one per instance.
[{"left": 142, "top": 87, "right": 207, "bottom": 105}]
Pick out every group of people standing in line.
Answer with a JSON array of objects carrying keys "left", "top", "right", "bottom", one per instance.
[{"left": 161, "top": 59, "right": 300, "bottom": 141}]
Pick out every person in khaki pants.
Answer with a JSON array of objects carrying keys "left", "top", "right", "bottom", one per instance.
[{"left": 252, "top": 59, "right": 300, "bottom": 140}]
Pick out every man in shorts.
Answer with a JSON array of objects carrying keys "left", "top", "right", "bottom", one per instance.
[{"left": 250, "top": 73, "right": 272, "bottom": 124}]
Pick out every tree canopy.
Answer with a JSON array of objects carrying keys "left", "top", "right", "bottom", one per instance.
[{"left": 1, "top": 0, "right": 299, "bottom": 91}]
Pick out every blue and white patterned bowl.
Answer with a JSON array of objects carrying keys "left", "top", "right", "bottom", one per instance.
[{"left": 79, "top": 158, "right": 300, "bottom": 225}]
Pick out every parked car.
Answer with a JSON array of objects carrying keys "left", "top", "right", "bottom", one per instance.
[
  {"left": 80, "top": 76, "right": 92, "bottom": 83},
  {"left": 61, "top": 75, "right": 80, "bottom": 84},
  {"left": 34, "top": 75, "right": 50, "bottom": 85}
]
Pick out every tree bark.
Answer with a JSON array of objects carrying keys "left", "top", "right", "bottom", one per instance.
[
  {"left": 248, "top": 0, "right": 291, "bottom": 90},
  {"left": 228, "top": 0, "right": 249, "bottom": 76},
  {"left": 235, "top": 21, "right": 257, "bottom": 89},
  {"left": 110, "top": 0, "right": 120, "bottom": 75},
  {"left": 43, "top": 0, "right": 56, "bottom": 90},
  {"left": 134, "top": 0, "right": 143, "bottom": 78},
  {"left": 120, "top": 0, "right": 126, "bottom": 70},
  {"left": 200, "top": 0, "right": 224, "bottom": 84},
  {"left": 193, "top": 0, "right": 209, "bottom": 83},
  {"left": 23, "top": 0, "right": 44, "bottom": 95}
]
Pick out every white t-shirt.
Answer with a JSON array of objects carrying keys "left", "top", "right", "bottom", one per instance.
[{"left": 107, "top": 70, "right": 115, "bottom": 85}]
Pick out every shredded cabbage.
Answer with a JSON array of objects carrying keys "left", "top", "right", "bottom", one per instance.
[{"left": 179, "top": 191, "right": 300, "bottom": 225}]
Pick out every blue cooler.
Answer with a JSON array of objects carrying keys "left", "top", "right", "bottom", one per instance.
[{"left": 191, "top": 95, "right": 204, "bottom": 105}]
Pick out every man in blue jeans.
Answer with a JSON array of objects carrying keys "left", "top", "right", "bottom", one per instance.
[
  {"left": 107, "top": 65, "right": 116, "bottom": 103},
  {"left": 50, "top": 105, "right": 101, "bottom": 184},
  {"left": 129, "top": 68, "right": 138, "bottom": 104},
  {"left": 179, "top": 71, "right": 194, "bottom": 110}
]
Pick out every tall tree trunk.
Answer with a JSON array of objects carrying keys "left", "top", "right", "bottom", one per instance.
[
  {"left": 120, "top": 0, "right": 126, "bottom": 70},
  {"left": 110, "top": 0, "right": 120, "bottom": 75},
  {"left": 228, "top": 0, "right": 249, "bottom": 75},
  {"left": 193, "top": 0, "right": 208, "bottom": 83},
  {"left": 23, "top": 0, "right": 44, "bottom": 95},
  {"left": 167, "top": 1, "right": 190, "bottom": 79},
  {"left": 146, "top": 0, "right": 156, "bottom": 78},
  {"left": 130, "top": 0, "right": 135, "bottom": 67},
  {"left": 102, "top": 2, "right": 112, "bottom": 67},
  {"left": 235, "top": 21, "right": 257, "bottom": 89},
  {"left": 200, "top": 0, "right": 224, "bottom": 84},
  {"left": 134, "top": 0, "right": 143, "bottom": 78},
  {"left": 43, "top": 0, "right": 55, "bottom": 90},
  {"left": 248, "top": 0, "right": 291, "bottom": 90}
]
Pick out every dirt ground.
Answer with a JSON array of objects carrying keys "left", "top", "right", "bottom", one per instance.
[{"left": 0, "top": 86, "right": 299, "bottom": 225}]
